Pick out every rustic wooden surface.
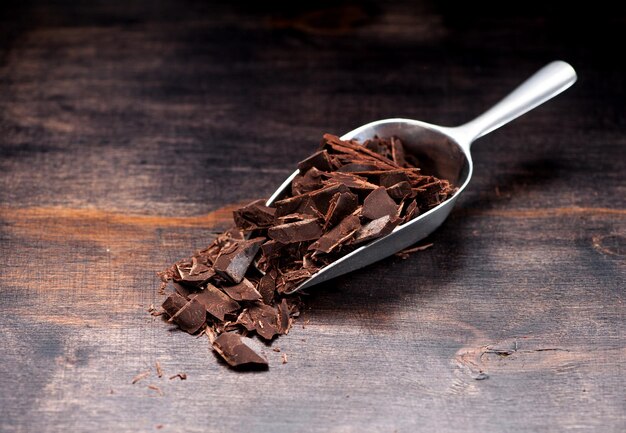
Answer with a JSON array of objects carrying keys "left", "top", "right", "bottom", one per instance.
[{"left": 1, "top": 1, "right": 624, "bottom": 432}]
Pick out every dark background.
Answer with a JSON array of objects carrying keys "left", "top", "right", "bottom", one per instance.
[{"left": 1, "top": 1, "right": 624, "bottom": 432}]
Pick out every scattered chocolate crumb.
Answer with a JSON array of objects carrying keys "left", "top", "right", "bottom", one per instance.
[
  {"left": 131, "top": 371, "right": 150, "bottom": 384},
  {"left": 147, "top": 384, "right": 164, "bottom": 396},
  {"left": 155, "top": 361, "right": 163, "bottom": 378},
  {"left": 156, "top": 134, "right": 456, "bottom": 371},
  {"left": 272, "top": 347, "right": 281, "bottom": 352},
  {"left": 169, "top": 373, "right": 187, "bottom": 380}
]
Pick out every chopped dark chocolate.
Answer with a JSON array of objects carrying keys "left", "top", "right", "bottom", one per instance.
[
  {"left": 169, "top": 297, "right": 206, "bottom": 334},
  {"left": 248, "top": 303, "right": 280, "bottom": 340},
  {"left": 212, "top": 332, "right": 268, "bottom": 368},
  {"left": 292, "top": 167, "right": 324, "bottom": 195},
  {"left": 214, "top": 237, "right": 265, "bottom": 283},
  {"left": 297, "top": 149, "right": 334, "bottom": 172},
  {"left": 268, "top": 218, "right": 322, "bottom": 244},
  {"left": 386, "top": 181, "right": 413, "bottom": 200},
  {"left": 323, "top": 191, "right": 359, "bottom": 230},
  {"left": 175, "top": 262, "right": 215, "bottom": 285},
  {"left": 258, "top": 270, "right": 277, "bottom": 304},
  {"left": 192, "top": 284, "right": 240, "bottom": 321},
  {"left": 309, "top": 215, "right": 361, "bottom": 254},
  {"left": 361, "top": 187, "right": 398, "bottom": 220},
  {"left": 233, "top": 199, "right": 276, "bottom": 230},
  {"left": 162, "top": 292, "right": 188, "bottom": 317},
  {"left": 352, "top": 214, "right": 400, "bottom": 245},
  {"left": 222, "top": 278, "right": 262, "bottom": 302},
  {"left": 156, "top": 133, "right": 456, "bottom": 370}
]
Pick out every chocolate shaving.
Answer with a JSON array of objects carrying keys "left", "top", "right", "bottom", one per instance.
[{"left": 131, "top": 371, "right": 150, "bottom": 384}]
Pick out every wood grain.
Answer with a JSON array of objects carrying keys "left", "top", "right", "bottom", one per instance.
[{"left": 0, "top": 1, "right": 624, "bottom": 432}]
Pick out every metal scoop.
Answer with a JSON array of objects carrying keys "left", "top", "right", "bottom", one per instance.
[{"left": 267, "top": 61, "right": 577, "bottom": 293}]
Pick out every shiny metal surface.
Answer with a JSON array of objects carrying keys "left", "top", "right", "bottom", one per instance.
[{"left": 267, "top": 61, "right": 577, "bottom": 293}]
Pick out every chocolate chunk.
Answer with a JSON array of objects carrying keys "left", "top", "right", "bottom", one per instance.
[
  {"left": 222, "top": 278, "right": 262, "bottom": 302},
  {"left": 309, "top": 215, "right": 361, "bottom": 254},
  {"left": 233, "top": 199, "right": 276, "bottom": 230},
  {"left": 258, "top": 271, "right": 277, "bottom": 304},
  {"left": 214, "top": 237, "right": 264, "bottom": 283},
  {"left": 212, "top": 332, "right": 268, "bottom": 368},
  {"left": 379, "top": 170, "right": 411, "bottom": 187},
  {"left": 192, "top": 284, "right": 240, "bottom": 321},
  {"left": 323, "top": 191, "right": 359, "bottom": 230},
  {"left": 297, "top": 149, "right": 333, "bottom": 172},
  {"left": 386, "top": 181, "right": 413, "bottom": 200},
  {"left": 162, "top": 292, "right": 188, "bottom": 317},
  {"left": 268, "top": 218, "right": 322, "bottom": 244},
  {"left": 189, "top": 256, "right": 211, "bottom": 276},
  {"left": 175, "top": 262, "right": 215, "bottom": 285},
  {"left": 235, "top": 309, "right": 255, "bottom": 331},
  {"left": 361, "top": 187, "right": 398, "bottom": 220},
  {"left": 352, "top": 215, "right": 400, "bottom": 244},
  {"left": 169, "top": 297, "right": 206, "bottom": 334},
  {"left": 261, "top": 240, "right": 284, "bottom": 258},
  {"left": 292, "top": 167, "right": 324, "bottom": 195},
  {"left": 248, "top": 303, "right": 280, "bottom": 340}
]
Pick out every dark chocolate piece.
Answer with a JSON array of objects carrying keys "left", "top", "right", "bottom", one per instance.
[
  {"left": 169, "top": 297, "right": 206, "bottom": 334},
  {"left": 292, "top": 167, "right": 324, "bottom": 195},
  {"left": 233, "top": 199, "right": 276, "bottom": 230},
  {"left": 361, "top": 187, "right": 398, "bottom": 220},
  {"left": 175, "top": 262, "right": 215, "bottom": 285},
  {"left": 214, "top": 237, "right": 264, "bottom": 283},
  {"left": 309, "top": 215, "right": 361, "bottom": 254},
  {"left": 192, "top": 284, "right": 240, "bottom": 321},
  {"left": 352, "top": 215, "right": 400, "bottom": 245},
  {"left": 258, "top": 270, "right": 277, "bottom": 304},
  {"left": 212, "top": 332, "right": 268, "bottom": 367},
  {"left": 386, "top": 181, "right": 413, "bottom": 200},
  {"left": 297, "top": 149, "right": 334, "bottom": 172},
  {"left": 268, "top": 219, "right": 322, "bottom": 244},
  {"left": 248, "top": 303, "right": 280, "bottom": 340},
  {"left": 323, "top": 191, "right": 359, "bottom": 230},
  {"left": 222, "top": 278, "right": 262, "bottom": 302},
  {"left": 162, "top": 292, "right": 188, "bottom": 317}
]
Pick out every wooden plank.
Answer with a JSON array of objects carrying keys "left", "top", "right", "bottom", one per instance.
[{"left": 0, "top": 1, "right": 624, "bottom": 432}]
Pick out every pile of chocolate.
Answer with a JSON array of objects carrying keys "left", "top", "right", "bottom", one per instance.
[{"left": 158, "top": 134, "right": 456, "bottom": 368}]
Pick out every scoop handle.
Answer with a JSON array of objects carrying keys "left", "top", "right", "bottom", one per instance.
[{"left": 447, "top": 61, "right": 577, "bottom": 148}]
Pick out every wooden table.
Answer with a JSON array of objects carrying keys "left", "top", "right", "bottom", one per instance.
[{"left": 1, "top": 2, "right": 624, "bottom": 432}]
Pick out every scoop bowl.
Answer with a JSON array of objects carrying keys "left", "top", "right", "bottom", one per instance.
[{"left": 267, "top": 61, "right": 577, "bottom": 293}]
